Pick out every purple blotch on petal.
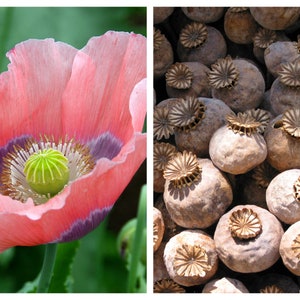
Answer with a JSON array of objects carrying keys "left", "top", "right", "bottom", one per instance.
[
  {"left": 53, "top": 205, "right": 113, "bottom": 243},
  {"left": 87, "top": 132, "right": 123, "bottom": 161},
  {"left": 0, "top": 135, "right": 32, "bottom": 176}
]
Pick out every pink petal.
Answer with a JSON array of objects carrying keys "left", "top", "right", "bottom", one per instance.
[
  {"left": 0, "top": 39, "right": 77, "bottom": 146},
  {"left": 61, "top": 31, "right": 147, "bottom": 143},
  {"left": 0, "top": 133, "right": 146, "bottom": 251}
]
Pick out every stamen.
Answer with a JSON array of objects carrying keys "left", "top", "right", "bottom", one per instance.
[{"left": 0, "top": 136, "right": 95, "bottom": 205}]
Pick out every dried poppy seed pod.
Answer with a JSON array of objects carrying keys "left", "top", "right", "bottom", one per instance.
[
  {"left": 181, "top": 7, "right": 225, "bottom": 23},
  {"left": 252, "top": 28, "right": 289, "bottom": 65},
  {"left": 154, "top": 7, "right": 174, "bottom": 24},
  {"left": 224, "top": 8, "right": 258, "bottom": 45},
  {"left": 177, "top": 22, "right": 227, "bottom": 66},
  {"left": 164, "top": 230, "right": 218, "bottom": 287},
  {"left": 279, "top": 220, "right": 300, "bottom": 276},
  {"left": 208, "top": 56, "right": 265, "bottom": 112},
  {"left": 269, "top": 60, "right": 300, "bottom": 115},
  {"left": 214, "top": 205, "right": 284, "bottom": 273},
  {"left": 154, "top": 28, "right": 174, "bottom": 80},
  {"left": 264, "top": 108, "right": 300, "bottom": 171},
  {"left": 154, "top": 142, "right": 178, "bottom": 193},
  {"left": 169, "top": 97, "right": 233, "bottom": 157},
  {"left": 154, "top": 241, "right": 170, "bottom": 283},
  {"left": 155, "top": 195, "right": 183, "bottom": 242},
  {"left": 202, "top": 277, "right": 249, "bottom": 293},
  {"left": 163, "top": 152, "right": 233, "bottom": 229},
  {"left": 264, "top": 40, "right": 300, "bottom": 78},
  {"left": 266, "top": 169, "right": 300, "bottom": 225},
  {"left": 165, "top": 62, "right": 211, "bottom": 99},
  {"left": 250, "top": 7, "right": 300, "bottom": 30},
  {"left": 209, "top": 111, "right": 267, "bottom": 175},
  {"left": 153, "top": 207, "right": 165, "bottom": 252}
]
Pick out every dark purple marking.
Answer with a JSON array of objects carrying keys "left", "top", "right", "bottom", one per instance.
[
  {"left": 0, "top": 135, "right": 32, "bottom": 180},
  {"left": 52, "top": 205, "right": 113, "bottom": 243},
  {"left": 87, "top": 132, "right": 123, "bottom": 161}
]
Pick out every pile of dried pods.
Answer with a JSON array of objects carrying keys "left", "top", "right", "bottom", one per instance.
[{"left": 153, "top": 7, "right": 300, "bottom": 293}]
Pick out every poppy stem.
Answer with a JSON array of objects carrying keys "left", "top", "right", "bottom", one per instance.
[
  {"left": 37, "top": 243, "right": 58, "bottom": 293},
  {"left": 127, "top": 184, "right": 146, "bottom": 292}
]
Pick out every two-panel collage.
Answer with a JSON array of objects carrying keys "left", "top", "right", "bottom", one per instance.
[{"left": 0, "top": 4, "right": 300, "bottom": 297}]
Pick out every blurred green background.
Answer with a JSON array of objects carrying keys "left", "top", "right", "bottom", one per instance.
[{"left": 0, "top": 7, "right": 146, "bottom": 293}]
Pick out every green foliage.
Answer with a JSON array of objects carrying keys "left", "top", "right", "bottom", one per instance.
[
  {"left": 48, "top": 241, "right": 80, "bottom": 293},
  {"left": 0, "top": 7, "right": 146, "bottom": 72}
]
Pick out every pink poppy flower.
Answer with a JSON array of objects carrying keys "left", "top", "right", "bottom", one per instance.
[{"left": 0, "top": 31, "right": 146, "bottom": 252}]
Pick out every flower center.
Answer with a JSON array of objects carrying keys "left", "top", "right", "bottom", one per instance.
[
  {"left": 23, "top": 148, "right": 70, "bottom": 197},
  {"left": 0, "top": 136, "right": 95, "bottom": 205}
]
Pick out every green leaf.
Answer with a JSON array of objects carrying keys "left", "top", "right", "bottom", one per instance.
[
  {"left": 0, "top": 247, "right": 15, "bottom": 268},
  {"left": 18, "top": 275, "right": 39, "bottom": 293},
  {"left": 47, "top": 240, "right": 80, "bottom": 293}
]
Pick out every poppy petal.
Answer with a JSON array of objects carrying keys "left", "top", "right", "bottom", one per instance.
[
  {"left": 61, "top": 32, "right": 146, "bottom": 143},
  {"left": 0, "top": 39, "right": 77, "bottom": 145}
]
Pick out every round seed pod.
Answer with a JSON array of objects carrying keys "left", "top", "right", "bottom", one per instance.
[
  {"left": 153, "top": 207, "right": 165, "bottom": 252},
  {"left": 154, "top": 241, "right": 170, "bottom": 283},
  {"left": 269, "top": 60, "right": 300, "bottom": 115},
  {"left": 224, "top": 8, "right": 258, "bottom": 45},
  {"left": 202, "top": 277, "right": 249, "bottom": 293},
  {"left": 154, "top": 7, "right": 174, "bottom": 24},
  {"left": 208, "top": 56, "right": 265, "bottom": 112},
  {"left": 279, "top": 220, "right": 300, "bottom": 276},
  {"left": 264, "top": 40, "right": 300, "bottom": 78},
  {"left": 264, "top": 108, "right": 300, "bottom": 171},
  {"left": 169, "top": 97, "right": 233, "bottom": 157},
  {"left": 163, "top": 152, "right": 233, "bottom": 229},
  {"left": 154, "top": 28, "right": 174, "bottom": 80},
  {"left": 266, "top": 169, "right": 300, "bottom": 225},
  {"left": 252, "top": 28, "right": 289, "bottom": 65},
  {"left": 154, "top": 142, "right": 178, "bottom": 193},
  {"left": 209, "top": 111, "right": 268, "bottom": 175},
  {"left": 214, "top": 205, "right": 284, "bottom": 273},
  {"left": 164, "top": 229, "right": 218, "bottom": 287},
  {"left": 165, "top": 62, "right": 211, "bottom": 99},
  {"left": 250, "top": 7, "right": 300, "bottom": 30},
  {"left": 177, "top": 22, "right": 227, "bottom": 67},
  {"left": 154, "top": 195, "right": 183, "bottom": 242},
  {"left": 181, "top": 7, "right": 225, "bottom": 23}
]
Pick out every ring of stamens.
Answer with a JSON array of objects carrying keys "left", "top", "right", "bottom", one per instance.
[
  {"left": 169, "top": 97, "right": 206, "bottom": 132},
  {"left": 163, "top": 151, "right": 202, "bottom": 189},
  {"left": 0, "top": 135, "right": 95, "bottom": 205}
]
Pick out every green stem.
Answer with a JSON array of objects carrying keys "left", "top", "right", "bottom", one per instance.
[
  {"left": 37, "top": 243, "right": 58, "bottom": 293},
  {"left": 127, "top": 185, "right": 146, "bottom": 293}
]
